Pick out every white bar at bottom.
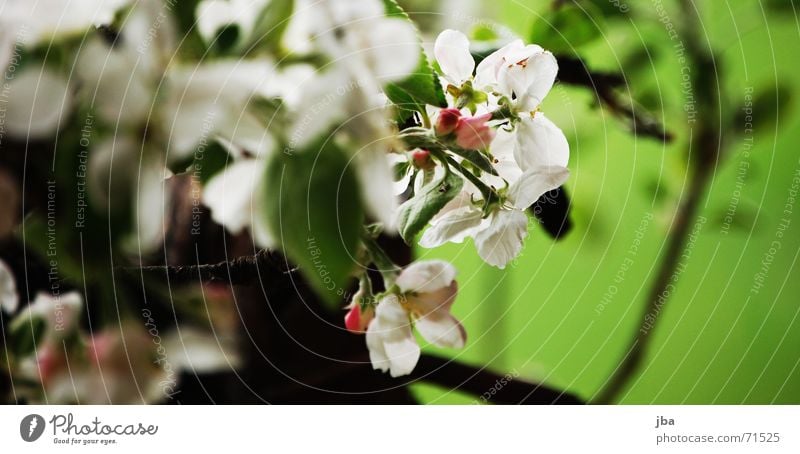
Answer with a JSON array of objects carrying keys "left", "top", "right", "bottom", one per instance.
[{"left": 1, "top": 405, "right": 797, "bottom": 453}]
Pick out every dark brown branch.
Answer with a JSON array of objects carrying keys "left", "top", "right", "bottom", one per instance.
[
  {"left": 412, "top": 354, "right": 584, "bottom": 404},
  {"left": 556, "top": 55, "right": 674, "bottom": 142},
  {"left": 595, "top": 0, "right": 720, "bottom": 403}
]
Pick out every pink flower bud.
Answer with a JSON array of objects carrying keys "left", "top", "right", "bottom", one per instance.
[
  {"left": 411, "top": 149, "right": 433, "bottom": 170},
  {"left": 344, "top": 304, "right": 375, "bottom": 334},
  {"left": 36, "top": 344, "right": 61, "bottom": 385},
  {"left": 455, "top": 113, "right": 494, "bottom": 150},
  {"left": 435, "top": 108, "right": 462, "bottom": 135}
]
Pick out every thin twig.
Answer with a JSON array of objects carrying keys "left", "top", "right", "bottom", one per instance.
[
  {"left": 122, "top": 250, "right": 295, "bottom": 285},
  {"left": 595, "top": 0, "right": 720, "bottom": 403},
  {"left": 556, "top": 55, "right": 674, "bottom": 142}
]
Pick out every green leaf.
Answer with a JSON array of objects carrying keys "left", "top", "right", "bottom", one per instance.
[
  {"left": 9, "top": 317, "right": 46, "bottom": 358},
  {"left": 245, "top": 0, "right": 294, "bottom": 53},
  {"left": 530, "top": 4, "right": 603, "bottom": 54},
  {"left": 396, "top": 170, "right": 463, "bottom": 242},
  {"left": 449, "top": 147, "right": 499, "bottom": 176},
  {"left": 193, "top": 141, "right": 232, "bottom": 184},
  {"left": 382, "top": 0, "right": 447, "bottom": 121},
  {"left": 263, "top": 138, "right": 364, "bottom": 309}
]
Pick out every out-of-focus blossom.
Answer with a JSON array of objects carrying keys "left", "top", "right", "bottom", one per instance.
[{"left": 0, "top": 259, "right": 18, "bottom": 313}]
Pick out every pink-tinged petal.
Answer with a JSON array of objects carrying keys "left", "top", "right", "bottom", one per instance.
[
  {"left": 455, "top": 113, "right": 495, "bottom": 150},
  {"left": 396, "top": 260, "right": 457, "bottom": 294},
  {"left": 513, "top": 114, "right": 569, "bottom": 170},
  {"left": 507, "top": 166, "right": 570, "bottom": 209},
  {"left": 474, "top": 210, "right": 529, "bottom": 269},
  {"left": 434, "top": 29, "right": 475, "bottom": 84},
  {"left": 419, "top": 207, "right": 482, "bottom": 248},
  {"left": 416, "top": 311, "right": 466, "bottom": 349},
  {"left": 435, "top": 108, "right": 462, "bottom": 135},
  {"left": 408, "top": 280, "right": 458, "bottom": 316}
]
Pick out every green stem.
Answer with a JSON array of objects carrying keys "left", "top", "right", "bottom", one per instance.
[{"left": 361, "top": 230, "right": 401, "bottom": 287}]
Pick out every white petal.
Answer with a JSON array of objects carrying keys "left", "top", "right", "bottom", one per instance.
[
  {"left": 196, "top": 0, "right": 238, "bottom": 43},
  {"left": 250, "top": 198, "right": 275, "bottom": 249},
  {"left": 419, "top": 206, "right": 482, "bottom": 248},
  {"left": 408, "top": 280, "right": 458, "bottom": 317},
  {"left": 396, "top": 260, "right": 457, "bottom": 294},
  {"left": 365, "top": 322, "right": 390, "bottom": 373},
  {"left": 76, "top": 39, "right": 153, "bottom": 128},
  {"left": 508, "top": 166, "right": 570, "bottom": 209},
  {"left": 217, "top": 112, "right": 276, "bottom": 159},
  {"left": 496, "top": 43, "right": 544, "bottom": 97},
  {"left": 0, "top": 259, "right": 18, "bottom": 313},
  {"left": 520, "top": 52, "right": 558, "bottom": 111},
  {"left": 202, "top": 159, "right": 261, "bottom": 235},
  {"left": 474, "top": 210, "right": 528, "bottom": 269},
  {"left": 434, "top": 29, "right": 475, "bottom": 84},
  {"left": 364, "top": 18, "right": 420, "bottom": 83},
  {"left": 287, "top": 69, "right": 349, "bottom": 150},
  {"left": 162, "top": 327, "right": 240, "bottom": 373},
  {"left": 514, "top": 114, "right": 570, "bottom": 170},
  {"left": 164, "top": 60, "right": 275, "bottom": 158},
  {"left": 130, "top": 160, "right": 169, "bottom": 254},
  {"left": 367, "top": 296, "right": 420, "bottom": 377},
  {"left": 5, "top": 65, "right": 72, "bottom": 138},
  {"left": 474, "top": 39, "right": 524, "bottom": 90},
  {"left": 489, "top": 128, "right": 523, "bottom": 184},
  {"left": 416, "top": 312, "right": 466, "bottom": 349},
  {"left": 1, "top": 0, "right": 129, "bottom": 45},
  {"left": 356, "top": 150, "right": 399, "bottom": 232},
  {"left": 20, "top": 291, "right": 84, "bottom": 340}
]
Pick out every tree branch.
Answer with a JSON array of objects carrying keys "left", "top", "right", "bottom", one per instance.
[
  {"left": 556, "top": 55, "right": 674, "bottom": 142},
  {"left": 413, "top": 354, "right": 584, "bottom": 404},
  {"left": 123, "top": 249, "right": 294, "bottom": 285}
]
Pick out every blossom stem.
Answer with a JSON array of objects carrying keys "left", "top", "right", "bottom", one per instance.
[
  {"left": 441, "top": 154, "right": 496, "bottom": 202},
  {"left": 361, "top": 230, "right": 401, "bottom": 287}
]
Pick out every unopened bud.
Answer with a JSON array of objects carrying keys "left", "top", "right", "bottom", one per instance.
[{"left": 435, "top": 108, "right": 462, "bottom": 135}]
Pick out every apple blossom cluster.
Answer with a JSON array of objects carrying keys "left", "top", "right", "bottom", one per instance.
[{"left": 0, "top": 0, "right": 569, "bottom": 385}]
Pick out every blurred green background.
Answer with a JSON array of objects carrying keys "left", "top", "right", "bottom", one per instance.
[{"left": 407, "top": 0, "right": 800, "bottom": 404}]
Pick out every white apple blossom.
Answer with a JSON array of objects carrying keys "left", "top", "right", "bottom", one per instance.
[
  {"left": 14, "top": 291, "right": 84, "bottom": 340},
  {"left": 0, "top": 0, "right": 130, "bottom": 71},
  {"left": 19, "top": 323, "right": 237, "bottom": 404},
  {"left": 366, "top": 260, "right": 465, "bottom": 377},
  {"left": 3, "top": 63, "right": 73, "bottom": 138},
  {"left": 411, "top": 31, "right": 571, "bottom": 268},
  {"left": 202, "top": 152, "right": 274, "bottom": 248},
  {"left": 419, "top": 163, "right": 569, "bottom": 268},
  {"left": 0, "top": 259, "right": 18, "bottom": 313},
  {"left": 287, "top": 0, "right": 419, "bottom": 231}
]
